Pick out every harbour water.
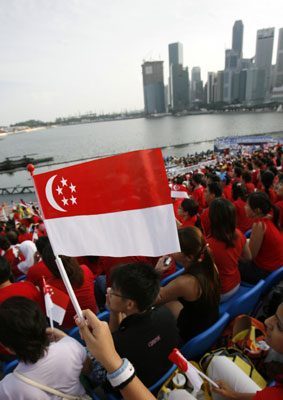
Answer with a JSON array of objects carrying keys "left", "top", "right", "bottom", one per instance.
[{"left": 1, "top": 112, "right": 283, "bottom": 203}]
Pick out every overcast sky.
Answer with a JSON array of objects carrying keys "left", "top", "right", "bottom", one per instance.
[{"left": 0, "top": 0, "right": 282, "bottom": 125}]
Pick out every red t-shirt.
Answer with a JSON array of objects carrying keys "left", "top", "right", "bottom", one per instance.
[
  {"left": 253, "top": 218, "right": 283, "bottom": 271},
  {"left": 223, "top": 184, "right": 232, "bottom": 201},
  {"left": 46, "top": 264, "right": 97, "bottom": 328},
  {"left": 26, "top": 260, "right": 53, "bottom": 291},
  {"left": 245, "top": 182, "right": 255, "bottom": 194},
  {"left": 18, "top": 232, "right": 33, "bottom": 243},
  {"left": 172, "top": 198, "right": 184, "bottom": 223},
  {"left": 192, "top": 186, "right": 206, "bottom": 212},
  {"left": 200, "top": 207, "right": 210, "bottom": 237},
  {"left": 207, "top": 229, "right": 246, "bottom": 294},
  {"left": 3, "top": 247, "right": 25, "bottom": 279},
  {"left": 179, "top": 215, "right": 198, "bottom": 229},
  {"left": 233, "top": 198, "right": 253, "bottom": 234},
  {"left": 0, "top": 281, "right": 44, "bottom": 311},
  {"left": 275, "top": 200, "right": 283, "bottom": 229},
  {"left": 76, "top": 256, "right": 103, "bottom": 279},
  {"left": 259, "top": 188, "right": 277, "bottom": 204},
  {"left": 253, "top": 381, "right": 283, "bottom": 399}
]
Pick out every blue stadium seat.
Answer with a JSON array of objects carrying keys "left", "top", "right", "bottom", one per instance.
[
  {"left": 180, "top": 312, "right": 230, "bottom": 360},
  {"left": 220, "top": 280, "right": 265, "bottom": 321},
  {"left": 16, "top": 274, "right": 26, "bottom": 281},
  {"left": 161, "top": 268, "right": 184, "bottom": 287},
  {"left": 244, "top": 229, "right": 252, "bottom": 238},
  {"left": 2, "top": 359, "right": 18, "bottom": 376},
  {"left": 261, "top": 266, "right": 283, "bottom": 295}
]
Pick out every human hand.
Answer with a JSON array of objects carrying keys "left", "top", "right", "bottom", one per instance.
[
  {"left": 75, "top": 309, "right": 122, "bottom": 373},
  {"left": 33, "top": 251, "right": 41, "bottom": 264},
  {"left": 46, "top": 327, "right": 67, "bottom": 342},
  {"left": 155, "top": 256, "right": 172, "bottom": 274},
  {"left": 211, "top": 380, "right": 238, "bottom": 399}
]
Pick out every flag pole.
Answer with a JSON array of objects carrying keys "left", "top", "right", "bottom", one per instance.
[{"left": 27, "top": 165, "right": 84, "bottom": 321}]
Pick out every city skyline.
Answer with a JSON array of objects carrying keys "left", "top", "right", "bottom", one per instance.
[{"left": 1, "top": 0, "right": 283, "bottom": 125}]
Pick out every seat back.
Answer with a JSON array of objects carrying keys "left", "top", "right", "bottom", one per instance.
[
  {"left": 261, "top": 266, "right": 283, "bottom": 295},
  {"left": 180, "top": 312, "right": 230, "bottom": 360},
  {"left": 161, "top": 268, "right": 184, "bottom": 287},
  {"left": 227, "top": 279, "right": 265, "bottom": 321},
  {"left": 2, "top": 359, "right": 19, "bottom": 376},
  {"left": 69, "top": 311, "right": 110, "bottom": 345}
]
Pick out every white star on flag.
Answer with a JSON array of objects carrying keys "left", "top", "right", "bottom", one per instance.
[
  {"left": 62, "top": 197, "right": 68, "bottom": 206},
  {"left": 70, "top": 196, "right": 77, "bottom": 205},
  {"left": 61, "top": 177, "right": 67, "bottom": 187},
  {"left": 69, "top": 183, "right": 76, "bottom": 193},
  {"left": 56, "top": 186, "right": 63, "bottom": 195}
]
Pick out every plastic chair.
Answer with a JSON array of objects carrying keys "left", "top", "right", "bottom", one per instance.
[
  {"left": 220, "top": 280, "right": 265, "bottom": 321},
  {"left": 180, "top": 312, "right": 230, "bottom": 360},
  {"left": 244, "top": 229, "right": 252, "bottom": 238},
  {"left": 105, "top": 363, "right": 178, "bottom": 400},
  {"left": 2, "top": 359, "right": 18, "bottom": 376},
  {"left": 69, "top": 311, "right": 110, "bottom": 345},
  {"left": 161, "top": 268, "right": 184, "bottom": 287},
  {"left": 16, "top": 274, "right": 26, "bottom": 282},
  {"left": 261, "top": 266, "right": 283, "bottom": 295}
]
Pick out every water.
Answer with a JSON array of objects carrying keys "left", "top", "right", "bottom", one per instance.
[{"left": 1, "top": 112, "right": 283, "bottom": 203}]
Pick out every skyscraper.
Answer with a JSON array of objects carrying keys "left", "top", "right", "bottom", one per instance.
[
  {"left": 168, "top": 42, "right": 189, "bottom": 112},
  {"left": 232, "top": 20, "right": 244, "bottom": 58},
  {"left": 255, "top": 27, "right": 274, "bottom": 100},
  {"left": 275, "top": 28, "right": 283, "bottom": 87},
  {"left": 191, "top": 67, "right": 203, "bottom": 103},
  {"left": 142, "top": 61, "right": 165, "bottom": 115}
]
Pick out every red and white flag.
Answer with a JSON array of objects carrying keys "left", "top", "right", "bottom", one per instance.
[
  {"left": 43, "top": 277, "right": 69, "bottom": 325},
  {"left": 169, "top": 183, "right": 189, "bottom": 199},
  {"left": 33, "top": 149, "right": 180, "bottom": 257}
]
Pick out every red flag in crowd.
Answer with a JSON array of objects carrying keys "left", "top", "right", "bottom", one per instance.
[
  {"left": 33, "top": 149, "right": 180, "bottom": 257},
  {"left": 43, "top": 277, "right": 69, "bottom": 325}
]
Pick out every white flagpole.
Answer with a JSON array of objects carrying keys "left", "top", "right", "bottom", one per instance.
[{"left": 27, "top": 165, "right": 84, "bottom": 321}]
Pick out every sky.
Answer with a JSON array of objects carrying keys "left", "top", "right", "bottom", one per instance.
[{"left": 0, "top": 0, "right": 282, "bottom": 126}]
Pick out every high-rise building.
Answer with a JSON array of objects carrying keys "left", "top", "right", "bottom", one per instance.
[
  {"left": 142, "top": 61, "right": 165, "bottom": 115},
  {"left": 191, "top": 67, "right": 203, "bottom": 103},
  {"left": 169, "top": 42, "right": 183, "bottom": 66},
  {"left": 254, "top": 27, "right": 274, "bottom": 101},
  {"left": 215, "top": 71, "right": 224, "bottom": 102},
  {"left": 168, "top": 42, "right": 189, "bottom": 112},
  {"left": 275, "top": 28, "right": 283, "bottom": 87},
  {"left": 232, "top": 20, "right": 244, "bottom": 58},
  {"left": 207, "top": 72, "right": 217, "bottom": 104}
]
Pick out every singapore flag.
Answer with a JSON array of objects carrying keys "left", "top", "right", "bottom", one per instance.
[
  {"left": 43, "top": 277, "right": 69, "bottom": 325},
  {"left": 33, "top": 149, "right": 180, "bottom": 257}
]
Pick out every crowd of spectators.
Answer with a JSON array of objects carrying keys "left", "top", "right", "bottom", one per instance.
[{"left": 0, "top": 142, "right": 282, "bottom": 399}]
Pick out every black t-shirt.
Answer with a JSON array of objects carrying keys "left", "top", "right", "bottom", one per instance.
[{"left": 112, "top": 306, "right": 180, "bottom": 387}]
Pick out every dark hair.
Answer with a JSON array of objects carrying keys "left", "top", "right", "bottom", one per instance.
[
  {"left": 42, "top": 244, "right": 84, "bottom": 287},
  {"left": 207, "top": 173, "right": 220, "bottom": 183},
  {"left": 261, "top": 170, "right": 275, "bottom": 198},
  {"left": 232, "top": 181, "right": 247, "bottom": 201},
  {"left": 242, "top": 171, "right": 252, "bottom": 183},
  {"left": 209, "top": 198, "right": 237, "bottom": 247},
  {"left": 248, "top": 192, "right": 281, "bottom": 231},
  {"left": 234, "top": 167, "right": 242, "bottom": 178},
  {"left": 192, "top": 173, "right": 203, "bottom": 185},
  {"left": 110, "top": 263, "right": 160, "bottom": 312},
  {"left": 278, "top": 174, "right": 283, "bottom": 183},
  {"left": 35, "top": 236, "right": 50, "bottom": 255},
  {"left": 6, "top": 230, "right": 18, "bottom": 245},
  {"left": 180, "top": 199, "right": 199, "bottom": 216},
  {"left": 0, "top": 297, "right": 49, "bottom": 363},
  {"left": 207, "top": 182, "right": 223, "bottom": 198},
  {"left": 0, "top": 236, "right": 10, "bottom": 252},
  {"left": 178, "top": 227, "right": 220, "bottom": 304},
  {"left": 0, "top": 256, "right": 11, "bottom": 284}
]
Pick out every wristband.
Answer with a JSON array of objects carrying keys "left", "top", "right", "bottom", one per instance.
[{"left": 107, "top": 358, "right": 135, "bottom": 388}]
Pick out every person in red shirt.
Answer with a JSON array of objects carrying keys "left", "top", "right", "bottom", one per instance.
[
  {"left": 192, "top": 173, "right": 206, "bottom": 213},
  {"left": 0, "top": 236, "right": 25, "bottom": 279},
  {"left": 232, "top": 182, "right": 253, "bottom": 234},
  {"left": 207, "top": 198, "right": 251, "bottom": 302},
  {"left": 201, "top": 182, "right": 223, "bottom": 237},
  {"left": 220, "top": 172, "right": 233, "bottom": 201},
  {"left": 42, "top": 244, "right": 97, "bottom": 328},
  {"left": 275, "top": 174, "right": 283, "bottom": 228},
  {"left": 176, "top": 198, "right": 202, "bottom": 231},
  {"left": 26, "top": 236, "right": 53, "bottom": 291},
  {"left": 260, "top": 170, "right": 277, "bottom": 203},
  {"left": 239, "top": 192, "right": 283, "bottom": 284},
  {"left": 17, "top": 224, "right": 33, "bottom": 243},
  {"left": 242, "top": 170, "right": 255, "bottom": 194},
  {"left": 231, "top": 166, "right": 242, "bottom": 184}
]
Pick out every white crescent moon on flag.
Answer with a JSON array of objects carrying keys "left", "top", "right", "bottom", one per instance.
[{"left": 45, "top": 175, "right": 66, "bottom": 212}]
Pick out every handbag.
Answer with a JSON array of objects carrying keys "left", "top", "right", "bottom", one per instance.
[{"left": 13, "top": 371, "right": 92, "bottom": 400}]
